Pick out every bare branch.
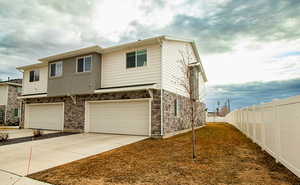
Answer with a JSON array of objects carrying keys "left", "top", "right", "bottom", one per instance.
[{"left": 173, "top": 46, "right": 199, "bottom": 159}]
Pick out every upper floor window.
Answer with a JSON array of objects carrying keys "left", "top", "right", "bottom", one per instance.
[
  {"left": 50, "top": 61, "right": 63, "bottom": 77},
  {"left": 77, "top": 56, "right": 92, "bottom": 73},
  {"left": 29, "top": 70, "right": 39, "bottom": 82},
  {"left": 126, "top": 49, "right": 147, "bottom": 68}
]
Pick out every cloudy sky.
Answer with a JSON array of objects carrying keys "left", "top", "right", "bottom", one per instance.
[{"left": 0, "top": 0, "right": 299, "bottom": 111}]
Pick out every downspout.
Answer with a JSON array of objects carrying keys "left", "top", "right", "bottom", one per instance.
[
  {"left": 158, "top": 38, "right": 164, "bottom": 137},
  {"left": 19, "top": 100, "right": 23, "bottom": 127},
  {"left": 17, "top": 69, "right": 24, "bottom": 128}
]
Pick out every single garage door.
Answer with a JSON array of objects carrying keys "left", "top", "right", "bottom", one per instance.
[
  {"left": 87, "top": 100, "right": 149, "bottom": 136},
  {"left": 25, "top": 103, "right": 64, "bottom": 130}
]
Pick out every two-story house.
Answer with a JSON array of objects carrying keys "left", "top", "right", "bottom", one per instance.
[
  {"left": 0, "top": 79, "right": 22, "bottom": 125},
  {"left": 17, "top": 35, "right": 207, "bottom": 138}
]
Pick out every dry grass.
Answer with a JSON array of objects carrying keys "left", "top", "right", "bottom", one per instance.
[{"left": 29, "top": 123, "right": 300, "bottom": 185}]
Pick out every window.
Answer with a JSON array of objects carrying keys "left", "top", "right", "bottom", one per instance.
[
  {"left": 126, "top": 52, "right": 136, "bottom": 68},
  {"left": 77, "top": 56, "right": 92, "bottom": 73},
  {"left": 126, "top": 49, "right": 147, "bottom": 68},
  {"left": 14, "top": 108, "right": 18, "bottom": 117},
  {"left": 174, "top": 98, "right": 181, "bottom": 117},
  {"left": 50, "top": 61, "right": 63, "bottom": 77},
  {"left": 29, "top": 70, "right": 39, "bottom": 82},
  {"left": 0, "top": 109, "right": 4, "bottom": 120},
  {"left": 17, "top": 87, "right": 22, "bottom": 93}
]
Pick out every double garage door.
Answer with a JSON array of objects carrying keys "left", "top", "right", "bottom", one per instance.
[{"left": 25, "top": 100, "right": 150, "bottom": 136}]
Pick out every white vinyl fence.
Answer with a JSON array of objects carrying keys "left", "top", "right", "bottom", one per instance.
[
  {"left": 206, "top": 116, "right": 226, "bottom": 123},
  {"left": 225, "top": 95, "right": 300, "bottom": 178}
]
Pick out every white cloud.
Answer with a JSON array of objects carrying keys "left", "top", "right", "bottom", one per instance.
[
  {"left": 0, "top": 0, "right": 299, "bottom": 83},
  {"left": 90, "top": 0, "right": 231, "bottom": 41},
  {"left": 202, "top": 38, "right": 300, "bottom": 85}
]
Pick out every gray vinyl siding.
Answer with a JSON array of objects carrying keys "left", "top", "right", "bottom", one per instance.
[{"left": 47, "top": 53, "right": 101, "bottom": 97}]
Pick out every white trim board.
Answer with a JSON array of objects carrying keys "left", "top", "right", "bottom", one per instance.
[
  {"left": 94, "top": 84, "right": 158, "bottom": 94},
  {"left": 18, "top": 94, "right": 48, "bottom": 99}
]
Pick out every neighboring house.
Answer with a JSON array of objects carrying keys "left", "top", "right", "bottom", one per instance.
[
  {"left": 207, "top": 112, "right": 218, "bottom": 117},
  {"left": 0, "top": 79, "right": 22, "bottom": 125},
  {"left": 17, "top": 35, "right": 208, "bottom": 138}
]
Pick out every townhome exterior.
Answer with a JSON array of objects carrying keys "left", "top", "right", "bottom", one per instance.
[
  {"left": 17, "top": 35, "right": 208, "bottom": 138},
  {"left": 0, "top": 79, "right": 22, "bottom": 125}
]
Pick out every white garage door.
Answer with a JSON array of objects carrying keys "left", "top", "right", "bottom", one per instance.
[
  {"left": 87, "top": 100, "right": 150, "bottom": 136},
  {"left": 25, "top": 103, "right": 64, "bottom": 130}
]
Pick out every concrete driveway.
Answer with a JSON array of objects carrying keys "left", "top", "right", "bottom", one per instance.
[{"left": 0, "top": 133, "right": 147, "bottom": 178}]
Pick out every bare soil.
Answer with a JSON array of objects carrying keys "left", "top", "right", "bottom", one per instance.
[{"left": 29, "top": 123, "right": 300, "bottom": 185}]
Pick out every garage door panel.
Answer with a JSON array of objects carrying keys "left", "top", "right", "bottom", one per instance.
[
  {"left": 88, "top": 101, "right": 149, "bottom": 136},
  {"left": 26, "top": 104, "right": 64, "bottom": 130}
]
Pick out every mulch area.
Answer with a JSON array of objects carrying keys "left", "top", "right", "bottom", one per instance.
[{"left": 29, "top": 123, "right": 300, "bottom": 185}]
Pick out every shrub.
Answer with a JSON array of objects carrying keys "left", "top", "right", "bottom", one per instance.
[
  {"left": 33, "top": 130, "right": 43, "bottom": 137},
  {"left": 0, "top": 133, "right": 9, "bottom": 142}
]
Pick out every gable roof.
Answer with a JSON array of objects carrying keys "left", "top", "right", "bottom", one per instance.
[
  {"left": 38, "top": 45, "right": 102, "bottom": 64},
  {"left": 16, "top": 35, "right": 207, "bottom": 82}
]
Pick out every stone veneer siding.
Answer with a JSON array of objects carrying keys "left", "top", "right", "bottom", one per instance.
[
  {"left": 5, "top": 85, "right": 21, "bottom": 125},
  {"left": 21, "top": 90, "right": 162, "bottom": 136},
  {"left": 20, "top": 89, "right": 206, "bottom": 137},
  {"left": 162, "top": 90, "right": 206, "bottom": 134}
]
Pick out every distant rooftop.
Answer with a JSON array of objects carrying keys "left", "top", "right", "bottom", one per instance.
[{"left": 0, "top": 78, "right": 22, "bottom": 86}]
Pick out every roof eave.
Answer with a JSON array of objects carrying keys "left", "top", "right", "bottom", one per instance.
[
  {"left": 16, "top": 62, "right": 47, "bottom": 71},
  {"left": 0, "top": 82, "right": 22, "bottom": 87},
  {"left": 191, "top": 41, "right": 208, "bottom": 82},
  {"left": 94, "top": 84, "right": 158, "bottom": 94},
  {"left": 38, "top": 45, "right": 102, "bottom": 63}
]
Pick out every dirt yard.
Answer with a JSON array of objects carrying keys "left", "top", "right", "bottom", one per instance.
[{"left": 29, "top": 123, "right": 300, "bottom": 185}]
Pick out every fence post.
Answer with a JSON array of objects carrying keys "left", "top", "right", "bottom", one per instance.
[
  {"left": 273, "top": 100, "right": 281, "bottom": 163},
  {"left": 260, "top": 107, "right": 265, "bottom": 151},
  {"left": 247, "top": 107, "right": 250, "bottom": 138},
  {"left": 252, "top": 105, "right": 256, "bottom": 143}
]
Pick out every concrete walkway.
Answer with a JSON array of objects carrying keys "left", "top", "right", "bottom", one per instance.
[
  {"left": 0, "top": 133, "right": 147, "bottom": 184},
  {"left": 0, "top": 170, "right": 51, "bottom": 185}
]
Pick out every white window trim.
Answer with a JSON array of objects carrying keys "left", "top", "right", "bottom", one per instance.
[
  {"left": 76, "top": 55, "right": 93, "bottom": 73},
  {"left": 126, "top": 49, "right": 148, "bottom": 69},
  {"left": 49, "top": 61, "right": 63, "bottom": 78}
]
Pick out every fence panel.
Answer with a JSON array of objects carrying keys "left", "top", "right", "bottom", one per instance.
[{"left": 225, "top": 95, "right": 300, "bottom": 178}]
